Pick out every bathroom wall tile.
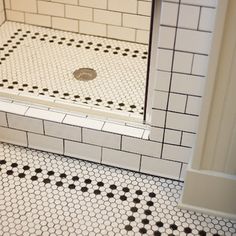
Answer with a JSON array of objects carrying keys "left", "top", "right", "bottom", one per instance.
[
  {"left": 152, "top": 91, "right": 168, "bottom": 110},
  {"left": 0, "top": 126, "right": 27, "bottom": 146},
  {"left": 123, "top": 14, "right": 150, "bottom": 31},
  {"left": 151, "top": 109, "right": 166, "bottom": 127},
  {"left": 176, "top": 29, "right": 212, "bottom": 54},
  {"left": 83, "top": 128, "right": 121, "bottom": 149},
  {"left": 173, "top": 51, "right": 193, "bottom": 74},
  {"left": 94, "top": 9, "right": 121, "bottom": 26},
  {"left": 65, "top": 5, "right": 92, "bottom": 21},
  {"left": 0, "top": 0, "right": 4, "bottom": 10},
  {"left": 64, "top": 115, "right": 104, "bottom": 130},
  {"left": 79, "top": 0, "right": 107, "bottom": 9},
  {"left": 11, "top": 0, "right": 37, "bottom": 13},
  {"left": 44, "top": 121, "right": 82, "bottom": 142},
  {"left": 166, "top": 112, "right": 198, "bottom": 133},
  {"left": 136, "top": 29, "right": 150, "bottom": 44},
  {"left": 0, "top": 111, "right": 7, "bottom": 127},
  {"left": 80, "top": 21, "right": 106, "bottom": 37},
  {"left": 171, "top": 73, "right": 205, "bottom": 96},
  {"left": 186, "top": 96, "right": 202, "bottom": 115},
  {"left": 181, "top": 132, "right": 196, "bottom": 147},
  {"left": 142, "top": 129, "right": 150, "bottom": 139},
  {"left": 52, "top": 0, "right": 78, "bottom": 5},
  {"left": 181, "top": 0, "right": 217, "bottom": 8},
  {"left": 168, "top": 93, "right": 187, "bottom": 113},
  {"left": 4, "top": 0, "right": 10, "bottom": 9},
  {"left": 64, "top": 140, "right": 102, "bottom": 162},
  {"left": 160, "top": 2, "right": 179, "bottom": 27},
  {"left": 0, "top": 101, "right": 28, "bottom": 115},
  {"left": 25, "top": 108, "right": 65, "bottom": 123},
  {"left": 38, "top": 1, "right": 64, "bottom": 17},
  {"left": 159, "top": 26, "right": 176, "bottom": 49},
  {"left": 157, "top": 49, "right": 173, "bottom": 71},
  {"left": 25, "top": 13, "right": 51, "bottom": 27},
  {"left": 165, "top": 129, "right": 181, "bottom": 145},
  {"left": 155, "top": 71, "right": 171, "bottom": 91},
  {"left": 0, "top": 11, "right": 4, "bottom": 25},
  {"left": 199, "top": 7, "right": 216, "bottom": 32},
  {"left": 28, "top": 133, "right": 63, "bottom": 154},
  {"left": 107, "top": 25, "right": 135, "bottom": 42},
  {"left": 149, "top": 127, "right": 164, "bottom": 142},
  {"left": 192, "top": 54, "right": 209, "bottom": 76},
  {"left": 102, "top": 148, "right": 141, "bottom": 171},
  {"left": 163, "top": 144, "right": 192, "bottom": 163},
  {"left": 180, "top": 163, "right": 188, "bottom": 181},
  {"left": 140, "top": 155, "right": 181, "bottom": 179},
  {"left": 122, "top": 136, "right": 161, "bottom": 158},
  {"left": 7, "top": 114, "right": 44, "bottom": 134},
  {"left": 108, "top": 0, "right": 137, "bottom": 14},
  {"left": 103, "top": 122, "right": 144, "bottom": 138},
  {"left": 178, "top": 4, "right": 200, "bottom": 30},
  {"left": 6, "top": 10, "right": 25, "bottom": 22},
  {"left": 138, "top": 1, "right": 152, "bottom": 16},
  {"left": 52, "top": 17, "right": 78, "bottom": 32}
]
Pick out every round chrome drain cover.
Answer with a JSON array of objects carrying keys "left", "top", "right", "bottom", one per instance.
[{"left": 73, "top": 68, "right": 97, "bottom": 81}]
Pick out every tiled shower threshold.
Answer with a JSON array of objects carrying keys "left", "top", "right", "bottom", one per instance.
[
  {"left": 0, "top": 21, "right": 148, "bottom": 122},
  {"left": 0, "top": 142, "right": 235, "bottom": 236}
]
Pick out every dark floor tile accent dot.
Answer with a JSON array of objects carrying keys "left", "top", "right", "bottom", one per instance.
[
  {"left": 31, "top": 176, "right": 38, "bottom": 181},
  {"left": 198, "top": 230, "right": 207, "bottom": 236},
  {"left": 127, "top": 216, "right": 135, "bottom": 222},
  {"left": 56, "top": 181, "right": 63, "bottom": 187},
  {"left": 120, "top": 195, "right": 127, "bottom": 201},
  {"left": 156, "top": 221, "right": 164, "bottom": 227},
  {"left": 18, "top": 173, "right": 25, "bottom": 178},
  {"left": 35, "top": 168, "right": 42, "bottom": 173},
  {"left": 170, "top": 224, "right": 178, "bottom": 230},
  {"left": 142, "top": 219, "right": 149, "bottom": 225},
  {"left": 6, "top": 170, "right": 13, "bottom": 175},
  {"left": 184, "top": 227, "right": 192, "bottom": 234},
  {"left": 23, "top": 165, "right": 30, "bottom": 170},
  {"left": 153, "top": 231, "right": 161, "bottom": 236},
  {"left": 72, "top": 176, "right": 79, "bottom": 181},
  {"left": 139, "top": 228, "right": 147, "bottom": 234},
  {"left": 125, "top": 225, "right": 133, "bottom": 231},
  {"left": 68, "top": 184, "right": 75, "bottom": 189},
  {"left": 60, "top": 173, "right": 67, "bottom": 178},
  {"left": 43, "top": 178, "right": 50, "bottom": 184}
]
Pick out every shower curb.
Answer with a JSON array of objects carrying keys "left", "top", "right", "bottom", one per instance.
[{"left": 0, "top": 99, "right": 187, "bottom": 181}]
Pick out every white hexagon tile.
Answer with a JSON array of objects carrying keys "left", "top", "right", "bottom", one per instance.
[
  {"left": 0, "top": 22, "right": 148, "bottom": 117},
  {"left": 0, "top": 142, "right": 235, "bottom": 236}
]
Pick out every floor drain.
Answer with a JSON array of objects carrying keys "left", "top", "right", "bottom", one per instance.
[{"left": 73, "top": 68, "right": 97, "bottom": 81}]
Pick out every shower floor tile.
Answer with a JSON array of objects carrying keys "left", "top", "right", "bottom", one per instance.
[
  {"left": 0, "top": 22, "right": 148, "bottom": 118},
  {"left": 0, "top": 142, "right": 235, "bottom": 236}
]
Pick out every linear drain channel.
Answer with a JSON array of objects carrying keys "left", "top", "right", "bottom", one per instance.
[{"left": 73, "top": 68, "right": 97, "bottom": 81}]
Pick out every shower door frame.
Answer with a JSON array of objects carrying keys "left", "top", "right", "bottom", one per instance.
[{"left": 143, "top": 0, "right": 162, "bottom": 124}]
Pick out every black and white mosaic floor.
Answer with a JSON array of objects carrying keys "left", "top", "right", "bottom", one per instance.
[
  {"left": 0, "top": 142, "right": 235, "bottom": 236},
  {"left": 0, "top": 22, "right": 148, "bottom": 117}
]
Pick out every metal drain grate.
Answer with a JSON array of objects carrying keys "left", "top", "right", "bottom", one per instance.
[{"left": 73, "top": 68, "right": 97, "bottom": 81}]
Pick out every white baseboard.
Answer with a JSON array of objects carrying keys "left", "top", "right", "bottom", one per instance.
[{"left": 180, "top": 168, "right": 236, "bottom": 219}]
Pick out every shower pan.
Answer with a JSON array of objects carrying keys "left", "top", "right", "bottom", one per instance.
[{"left": 0, "top": 0, "right": 154, "bottom": 122}]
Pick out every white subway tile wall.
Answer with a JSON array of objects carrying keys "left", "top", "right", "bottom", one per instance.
[
  {"left": 4, "top": 0, "right": 152, "bottom": 44},
  {"left": 149, "top": 0, "right": 217, "bottom": 180},
  {"left": 0, "top": 0, "right": 5, "bottom": 25},
  {"left": 0, "top": 0, "right": 218, "bottom": 181}
]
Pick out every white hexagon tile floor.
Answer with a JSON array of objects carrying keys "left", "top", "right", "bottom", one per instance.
[
  {"left": 0, "top": 142, "right": 235, "bottom": 236},
  {"left": 0, "top": 22, "right": 148, "bottom": 117}
]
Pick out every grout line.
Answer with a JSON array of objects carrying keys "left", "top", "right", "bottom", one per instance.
[
  {"left": 197, "top": 6, "right": 202, "bottom": 30},
  {"left": 160, "top": 0, "right": 181, "bottom": 159}
]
